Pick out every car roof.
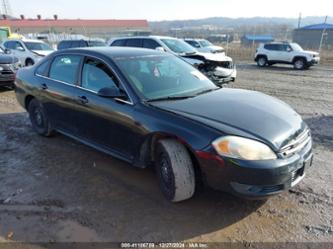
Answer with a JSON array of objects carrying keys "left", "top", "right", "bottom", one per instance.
[
  {"left": 55, "top": 47, "right": 168, "bottom": 59},
  {"left": 265, "top": 41, "right": 290, "bottom": 45},
  {"left": 60, "top": 39, "right": 103, "bottom": 42},
  {"left": 6, "top": 38, "right": 45, "bottom": 43},
  {"left": 111, "top": 35, "right": 178, "bottom": 40},
  {"left": 184, "top": 38, "right": 205, "bottom": 41}
]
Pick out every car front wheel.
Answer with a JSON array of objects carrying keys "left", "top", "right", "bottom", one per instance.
[
  {"left": 28, "top": 98, "right": 54, "bottom": 136},
  {"left": 293, "top": 58, "right": 306, "bottom": 70},
  {"left": 155, "top": 139, "right": 195, "bottom": 202}
]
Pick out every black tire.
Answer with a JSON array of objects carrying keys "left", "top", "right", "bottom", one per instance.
[
  {"left": 256, "top": 56, "right": 267, "bottom": 67},
  {"left": 293, "top": 58, "right": 306, "bottom": 70},
  {"left": 155, "top": 139, "right": 195, "bottom": 202},
  {"left": 28, "top": 98, "right": 54, "bottom": 137},
  {"left": 26, "top": 59, "right": 34, "bottom": 67}
]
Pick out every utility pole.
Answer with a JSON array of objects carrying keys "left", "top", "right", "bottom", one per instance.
[
  {"left": 1, "top": 0, "right": 12, "bottom": 16},
  {"left": 319, "top": 16, "right": 328, "bottom": 54},
  {"left": 298, "top": 13, "right": 302, "bottom": 29}
]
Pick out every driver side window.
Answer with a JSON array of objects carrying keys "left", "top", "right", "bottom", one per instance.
[{"left": 81, "top": 58, "right": 118, "bottom": 92}]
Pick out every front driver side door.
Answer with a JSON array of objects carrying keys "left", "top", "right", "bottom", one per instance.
[{"left": 74, "top": 56, "right": 141, "bottom": 161}]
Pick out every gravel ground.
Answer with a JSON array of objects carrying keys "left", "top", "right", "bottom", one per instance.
[{"left": 0, "top": 62, "right": 332, "bottom": 245}]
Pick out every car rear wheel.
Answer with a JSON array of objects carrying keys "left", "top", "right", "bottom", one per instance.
[
  {"left": 155, "top": 139, "right": 195, "bottom": 202},
  {"left": 257, "top": 56, "right": 267, "bottom": 67},
  {"left": 28, "top": 98, "right": 54, "bottom": 137},
  {"left": 293, "top": 58, "right": 306, "bottom": 70}
]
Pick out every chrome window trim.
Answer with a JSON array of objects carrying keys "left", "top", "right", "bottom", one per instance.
[{"left": 35, "top": 52, "right": 134, "bottom": 105}]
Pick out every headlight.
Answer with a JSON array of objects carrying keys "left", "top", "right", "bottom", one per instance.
[
  {"left": 212, "top": 136, "right": 277, "bottom": 160},
  {"left": 5, "top": 61, "right": 21, "bottom": 71}
]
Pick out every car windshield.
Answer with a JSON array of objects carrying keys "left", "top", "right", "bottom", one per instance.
[
  {"left": 24, "top": 42, "right": 53, "bottom": 51},
  {"left": 114, "top": 54, "right": 217, "bottom": 101},
  {"left": 199, "top": 40, "right": 213, "bottom": 47},
  {"left": 161, "top": 39, "right": 197, "bottom": 54},
  {"left": 290, "top": 43, "right": 304, "bottom": 51},
  {"left": 88, "top": 40, "right": 106, "bottom": 47}
]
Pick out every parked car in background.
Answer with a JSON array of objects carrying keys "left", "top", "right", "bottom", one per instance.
[
  {"left": 15, "top": 47, "right": 313, "bottom": 202},
  {"left": 0, "top": 46, "right": 20, "bottom": 88},
  {"left": 57, "top": 39, "right": 106, "bottom": 50},
  {"left": 255, "top": 42, "right": 320, "bottom": 70},
  {"left": 184, "top": 38, "right": 225, "bottom": 54},
  {"left": 109, "top": 36, "right": 236, "bottom": 85},
  {"left": 2, "top": 39, "right": 54, "bottom": 67}
]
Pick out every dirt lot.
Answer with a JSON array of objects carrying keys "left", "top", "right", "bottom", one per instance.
[{"left": 0, "top": 62, "right": 332, "bottom": 245}]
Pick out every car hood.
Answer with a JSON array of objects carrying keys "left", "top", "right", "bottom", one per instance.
[
  {"left": 151, "top": 88, "right": 305, "bottom": 150},
  {"left": 198, "top": 45, "right": 225, "bottom": 54},
  {"left": 196, "top": 52, "right": 232, "bottom": 62},
  {"left": 0, "top": 54, "right": 19, "bottom": 64},
  {"left": 31, "top": 50, "right": 54, "bottom": 56},
  {"left": 302, "top": 50, "right": 319, "bottom": 56}
]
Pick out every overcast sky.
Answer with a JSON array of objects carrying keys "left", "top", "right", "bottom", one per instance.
[{"left": 8, "top": 0, "right": 332, "bottom": 21}]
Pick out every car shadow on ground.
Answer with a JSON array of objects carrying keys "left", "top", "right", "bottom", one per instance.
[
  {"left": 237, "top": 63, "right": 319, "bottom": 72},
  {"left": 0, "top": 112, "right": 266, "bottom": 242},
  {"left": 0, "top": 86, "right": 14, "bottom": 93},
  {"left": 304, "top": 115, "right": 333, "bottom": 151}
]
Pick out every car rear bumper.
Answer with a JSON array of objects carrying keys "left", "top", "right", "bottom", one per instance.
[{"left": 196, "top": 139, "right": 313, "bottom": 199}]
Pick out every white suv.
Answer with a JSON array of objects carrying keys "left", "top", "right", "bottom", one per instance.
[
  {"left": 255, "top": 42, "right": 320, "bottom": 70},
  {"left": 2, "top": 39, "right": 54, "bottom": 66}
]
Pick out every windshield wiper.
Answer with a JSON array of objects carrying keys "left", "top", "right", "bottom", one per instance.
[
  {"left": 147, "top": 95, "right": 194, "bottom": 102},
  {"left": 194, "top": 88, "right": 220, "bottom": 96}
]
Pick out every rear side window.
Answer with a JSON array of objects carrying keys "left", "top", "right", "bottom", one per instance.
[
  {"left": 142, "top": 39, "right": 160, "bottom": 49},
  {"left": 111, "top": 39, "right": 126, "bottom": 46},
  {"left": 4, "top": 41, "right": 24, "bottom": 50},
  {"left": 125, "top": 39, "right": 142, "bottom": 48},
  {"left": 36, "top": 60, "right": 50, "bottom": 76},
  {"left": 49, "top": 55, "right": 81, "bottom": 85},
  {"left": 57, "top": 41, "right": 72, "bottom": 50},
  {"left": 70, "top": 40, "right": 87, "bottom": 48},
  {"left": 4, "top": 41, "right": 16, "bottom": 49}
]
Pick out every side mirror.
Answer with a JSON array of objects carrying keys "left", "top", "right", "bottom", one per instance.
[
  {"left": 16, "top": 47, "right": 25, "bottom": 52},
  {"left": 97, "top": 86, "right": 126, "bottom": 98},
  {"left": 4, "top": 48, "right": 11, "bottom": 54},
  {"left": 155, "top": 46, "right": 166, "bottom": 52}
]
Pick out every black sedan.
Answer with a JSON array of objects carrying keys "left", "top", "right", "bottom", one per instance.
[{"left": 15, "top": 47, "right": 313, "bottom": 202}]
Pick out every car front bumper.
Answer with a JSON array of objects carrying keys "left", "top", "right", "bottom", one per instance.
[
  {"left": 196, "top": 138, "right": 313, "bottom": 199},
  {"left": 308, "top": 57, "right": 320, "bottom": 66},
  {"left": 210, "top": 65, "right": 237, "bottom": 85}
]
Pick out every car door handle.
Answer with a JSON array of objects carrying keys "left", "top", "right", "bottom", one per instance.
[
  {"left": 77, "top": 95, "right": 89, "bottom": 104},
  {"left": 40, "top": 83, "right": 48, "bottom": 90}
]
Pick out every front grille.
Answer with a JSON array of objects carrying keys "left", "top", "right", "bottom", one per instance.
[
  {"left": 279, "top": 129, "right": 312, "bottom": 158},
  {"left": 218, "top": 61, "right": 233, "bottom": 69},
  {"left": 0, "top": 71, "right": 14, "bottom": 75}
]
